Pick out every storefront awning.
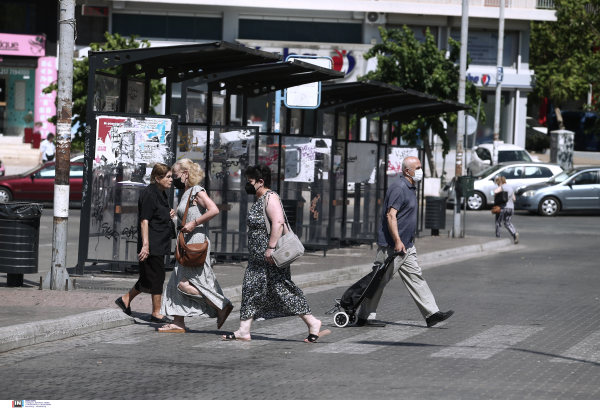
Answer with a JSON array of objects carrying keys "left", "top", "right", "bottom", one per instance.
[
  {"left": 321, "top": 80, "right": 470, "bottom": 119},
  {"left": 88, "top": 41, "right": 283, "bottom": 81}
]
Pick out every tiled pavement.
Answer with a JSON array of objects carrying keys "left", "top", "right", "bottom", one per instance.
[{"left": 1, "top": 211, "right": 599, "bottom": 399}]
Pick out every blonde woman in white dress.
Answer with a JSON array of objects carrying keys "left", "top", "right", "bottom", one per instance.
[{"left": 159, "top": 159, "right": 233, "bottom": 333}]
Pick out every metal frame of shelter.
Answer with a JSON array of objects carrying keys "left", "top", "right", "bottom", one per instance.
[
  {"left": 76, "top": 42, "right": 469, "bottom": 273},
  {"left": 76, "top": 41, "right": 344, "bottom": 273}
]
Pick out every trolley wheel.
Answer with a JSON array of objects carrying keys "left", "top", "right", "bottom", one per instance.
[
  {"left": 333, "top": 311, "right": 350, "bottom": 328},
  {"left": 348, "top": 313, "right": 358, "bottom": 326}
]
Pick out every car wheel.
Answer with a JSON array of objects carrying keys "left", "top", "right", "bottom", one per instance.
[
  {"left": 467, "top": 192, "right": 485, "bottom": 211},
  {"left": 0, "top": 187, "right": 13, "bottom": 203},
  {"left": 538, "top": 196, "right": 560, "bottom": 216}
]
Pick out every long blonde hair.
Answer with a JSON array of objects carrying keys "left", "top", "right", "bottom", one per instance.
[{"left": 175, "top": 158, "right": 204, "bottom": 186}]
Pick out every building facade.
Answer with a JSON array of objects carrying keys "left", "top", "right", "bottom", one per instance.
[
  {"left": 0, "top": 0, "right": 58, "bottom": 139},
  {"left": 74, "top": 0, "right": 556, "bottom": 148}
]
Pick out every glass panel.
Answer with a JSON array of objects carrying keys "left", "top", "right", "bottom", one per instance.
[
  {"left": 344, "top": 142, "right": 378, "bottom": 240},
  {"left": 337, "top": 113, "right": 347, "bottom": 140},
  {"left": 185, "top": 86, "right": 208, "bottom": 124},
  {"left": 258, "top": 134, "right": 280, "bottom": 192},
  {"left": 14, "top": 81, "right": 26, "bottom": 110},
  {"left": 212, "top": 92, "right": 226, "bottom": 125},
  {"left": 290, "top": 109, "right": 302, "bottom": 134},
  {"left": 369, "top": 119, "right": 380, "bottom": 142},
  {"left": 280, "top": 135, "right": 332, "bottom": 247},
  {"left": 93, "top": 74, "right": 121, "bottom": 112},
  {"left": 39, "top": 165, "right": 56, "bottom": 178},
  {"left": 349, "top": 114, "right": 357, "bottom": 141},
  {"left": 126, "top": 79, "right": 145, "bottom": 114},
  {"left": 323, "top": 112, "right": 335, "bottom": 136},
  {"left": 330, "top": 140, "right": 345, "bottom": 240},
  {"left": 387, "top": 146, "right": 419, "bottom": 188},
  {"left": 88, "top": 115, "right": 176, "bottom": 263},
  {"left": 247, "top": 94, "right": 269, "bottom": 131},
  {"left": 70, "top": 165, "right": 84, "bottom": 178},
  {"left": 381, "top": 121, "right": 389, "bottom": 145}
]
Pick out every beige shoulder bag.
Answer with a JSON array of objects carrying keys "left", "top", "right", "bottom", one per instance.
[{"left": 262, "top": 192, "right": 305, "bottom": 269}]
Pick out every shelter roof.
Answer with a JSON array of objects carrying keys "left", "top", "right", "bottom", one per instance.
[
  {"left": 321, "top": 80, "right": 470, "bottom": 119},
  {"left": 88, "top": 41, "right": 283, "bottom": 81},
  {"left": 205, "top": 60, "right": 344, "bottom": 96}
]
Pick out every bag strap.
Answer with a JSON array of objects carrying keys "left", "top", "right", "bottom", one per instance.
[
  {"left": 180, "top": 187, "right": 193, "bottom": 225},
  {"left": 262, "top": 191, "right": 292, "bottom": 235}
]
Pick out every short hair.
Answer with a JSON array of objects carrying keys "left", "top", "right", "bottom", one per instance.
[
  {"left": 402, "top": 156, "right": 418, "bottom": 173},
  {"left": 47, "top": 133, "right": 55, "bottom": 139},
  {"left": 150, "top": 163, "right": 171, "bottom": 184},
  {"left": 495, "top": 176, "right": 507, "bottom": 186},
  {"left": 175, "top": 158, "right": 205, "bottom": 186},
  {"left": 244, "top": 164, "right": 272, "bottom": 188}
]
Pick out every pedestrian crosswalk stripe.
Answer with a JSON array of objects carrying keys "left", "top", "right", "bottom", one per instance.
[
  {"left": 430, "top": 325, "right": 543, "bottom": 360},
  {"left": 549, "top": 330, "right": 600, "bottom": 364},
  {"left": 312, "top": 321, "right": 436, "bottom": 355}
]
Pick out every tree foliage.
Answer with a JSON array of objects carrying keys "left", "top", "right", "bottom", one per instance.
[
  {"left": 530, "top": 0, "right": 600, "bottom": 128},
  {"left": 359, "top": 26, "right": 483, "bottom": 156},
  {"left": 43, "top": 32, "right": 166, "bottom": 149}
]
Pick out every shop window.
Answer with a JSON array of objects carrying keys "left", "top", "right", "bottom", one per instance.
[
  {"left": 14, "top": 81, "right": 26, "bottom": 111},
  {"left": 0, "top": 2, "right": 34, "bottom": 34},
  {"left": 112, "top": 14, "right": 222, "bottom": 41},
  {"left": 449, "top": 29, "right": 516, "bottom": 67},
  {"left": 239, "top": 19, "right": 362, "bottom": 43}
]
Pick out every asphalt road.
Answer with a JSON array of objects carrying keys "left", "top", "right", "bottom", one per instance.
[{"left": 1, "top": 209, "right": 599, "bottom": 399}]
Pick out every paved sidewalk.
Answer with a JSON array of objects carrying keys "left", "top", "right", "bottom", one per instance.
[{"left": 0, "top": 234, "right": 516, "bottom": 352}]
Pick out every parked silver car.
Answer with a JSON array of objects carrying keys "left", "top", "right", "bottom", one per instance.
[
  {"left": 515, "top": 166, "right": 600, "bottom": 215},
  {"left": 442, "top": 162, "right": 564, "bottom": 210}
]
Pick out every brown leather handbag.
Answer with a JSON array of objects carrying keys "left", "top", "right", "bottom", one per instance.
[{"left": 175, "top": 188, "right": 208, "bottom": 267}]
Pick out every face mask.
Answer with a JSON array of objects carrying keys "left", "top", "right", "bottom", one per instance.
[
  {"left": 173, "top": 176, "right": 186, "bottom": 190},
  {"left": 245, "top": 182, "right": 257, "bottom": 195},
  {"left": 412, "top": 169, "right": 424, "bottom": 182}
]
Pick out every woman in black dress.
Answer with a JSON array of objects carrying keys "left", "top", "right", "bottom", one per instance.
[
  {"left": 222, "top": 164, "right": 329, "bottom": 343},
  {"left": 115, "top": 163, "right": 175, "bottom": 323}
]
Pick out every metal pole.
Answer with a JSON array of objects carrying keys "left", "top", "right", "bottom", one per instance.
[
  {"left": 47, "top": 0, "right": 75, "bottom": 290},
  {"left": 493, "top": 0, "right": 505, "bottom": 164},
  {"left": 453, "top": 0, "right": 469, "bottom": 238}
]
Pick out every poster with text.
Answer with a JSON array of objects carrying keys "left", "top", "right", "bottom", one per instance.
[
  {"left": 388, "top": 147, "right": 419, "bottom": 183},
  {"left": 347, "top": 143, "right": 378, "bottom": 184}
]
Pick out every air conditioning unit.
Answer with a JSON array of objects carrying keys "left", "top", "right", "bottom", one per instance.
[{"left": 365, "top": 12, "right": 386, "bottom": 25}]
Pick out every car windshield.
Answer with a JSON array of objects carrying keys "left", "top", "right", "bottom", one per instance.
[
  {"left": 475, "top": 164, "right": 504, "bottom": 179},
  {"left": 549, "top": 168, "right": 580, "bottom": 184},
  {"left": 498, "top": 150, "right": 532, "bottom": 162}
]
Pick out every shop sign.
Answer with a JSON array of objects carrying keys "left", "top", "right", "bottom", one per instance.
[
  {"left": 0, "top": 33, "right": 45, "bottom": 57},
  {"left": 34, "top": 57, "right": 57, "bottom": 138}
]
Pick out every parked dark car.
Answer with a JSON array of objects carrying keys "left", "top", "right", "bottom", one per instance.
[{"left": 0, "top": 162, "right": 84, "bottom": 204}]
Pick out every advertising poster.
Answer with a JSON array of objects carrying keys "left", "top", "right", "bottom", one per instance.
[
  {"left": 94, "top": 115, "right": 173, "bottom": 170},
  {"left": 388, "top": 147, "right": 419, "bottom": 183},
  {"left": 347, "top": 143, "right": 377, "bottom": 184}
]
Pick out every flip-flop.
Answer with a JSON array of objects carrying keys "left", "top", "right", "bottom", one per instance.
[
  {"left": 305, "top": 329, "right": 331, "bottom": 343},
  {"left": 221, "top": 333, "right": 251, "bottom": 342},
  {"left": 158, "top": 324, "right": 186, "bottom": 333},
  {"left": 217, "top": 304, "right": 234, "bottom": 329}
]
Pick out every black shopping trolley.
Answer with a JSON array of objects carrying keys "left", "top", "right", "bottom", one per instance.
[{"left": 325, "top": 251, "right": 404, "bottom": 327}]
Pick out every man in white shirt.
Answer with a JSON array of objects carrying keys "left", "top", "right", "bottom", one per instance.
[{"left": 39, "top": 134, "right": 56, "bottom": 164}]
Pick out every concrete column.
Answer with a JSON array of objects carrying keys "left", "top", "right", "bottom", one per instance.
[
  {"left": 513, "top": 90, "right": 528, "bottom": 149},
  {"left": 222, "top": 9, "right": 239, "bottom": 42}
]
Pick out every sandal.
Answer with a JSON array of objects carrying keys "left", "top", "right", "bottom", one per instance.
[
  {"left": 217, "top": 304, "right": 234, "bottom": 329},
  {"left": 221, "top": 333, "right": 251, "bottom": 342},
  {"left": 158, "top": 324, "right": 186, "bottom": 333},
  {"left": 305, "top": 329, "right": 331, "bottom": 343}
]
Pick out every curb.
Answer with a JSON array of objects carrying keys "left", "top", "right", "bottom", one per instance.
[
  {"left": 0, "top": 308, "right": 134, "bottom": 353},
  {"left": 223, "top": 238, "right": 513, "bottom": 304}
]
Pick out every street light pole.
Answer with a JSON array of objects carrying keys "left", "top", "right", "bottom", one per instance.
[
  {"left": 46, "top": 0, "right": 75, "bottom": 290},
  {"left": 492, "top": 0, "right": 506, "bottom": 164},
  {"left": 453, "top": 0, "right": 469, "bottom": 238}
]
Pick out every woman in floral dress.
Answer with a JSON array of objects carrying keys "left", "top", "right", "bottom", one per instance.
[
  {"left": 222, "top": 164, "right": 329, "bottom": 343},
  {"left": 159, "top": 159, "right": 233, "bottom": 333}
]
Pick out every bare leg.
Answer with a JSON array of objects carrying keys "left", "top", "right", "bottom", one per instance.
[
  {"left": 178, "top": 278, "right": 232, "bottom": 322},
  {"left": 121, "top": 286, "right": 141, "bottom": 308},
  {"left": 300, "top": 314, "right": 322, "bottom": 336},
  {"left": 223, "top": 318, "right": 252, "bottom": 340},
  {"left": 151, "top": 294, "right": 164, "bottom": 319}
]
